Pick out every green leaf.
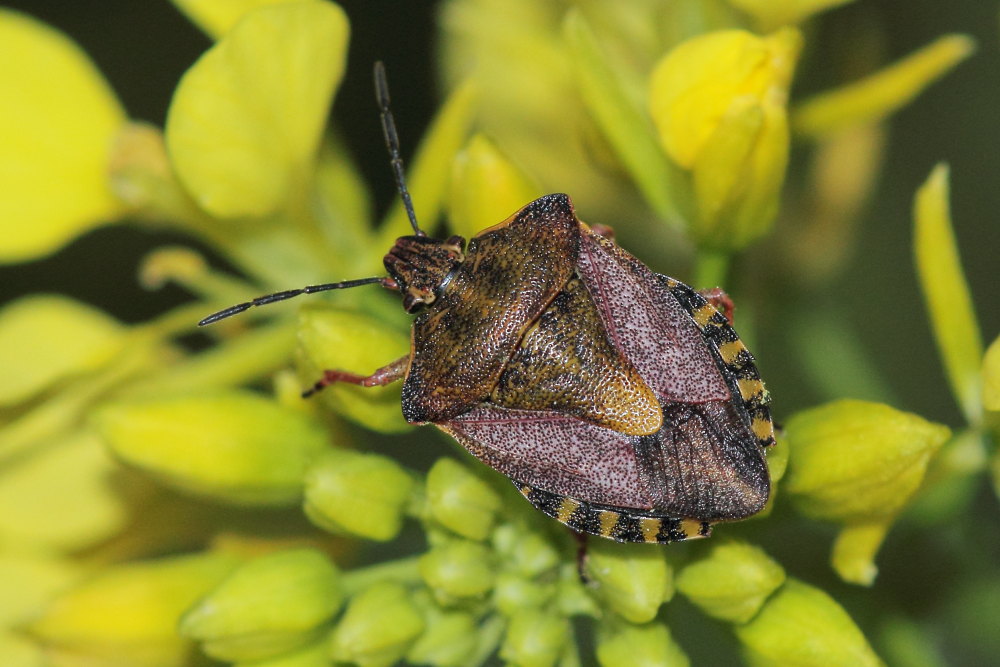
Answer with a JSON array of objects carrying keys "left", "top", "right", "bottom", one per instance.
[
  {"left": 166, "top": 1, "right": 348, "bottom": 218},
  {"left": 914, "top": 163, "right": 984, "bottom": 423}
]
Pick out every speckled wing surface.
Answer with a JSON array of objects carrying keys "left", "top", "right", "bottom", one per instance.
[
  {"left": 439, "top": 225, "right": 771, "bottom": 529},
  {"left": 401, "top": 194, "right": 578, "bottom": 423}
]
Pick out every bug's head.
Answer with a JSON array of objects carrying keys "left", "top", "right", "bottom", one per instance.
[{"left": 384, "top": 234, "right": 465, "bottom": 312}]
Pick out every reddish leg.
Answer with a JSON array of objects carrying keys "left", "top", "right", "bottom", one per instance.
[
  {"left": 302, "top": 354, "right": 410, "bottom": 398},
  {"left": 698, "top": 287, "right": 735, "bottom": 326}
]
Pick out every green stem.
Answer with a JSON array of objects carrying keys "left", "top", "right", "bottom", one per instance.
[
  {"left": 692, "top": 248, "right": 731, "bottom": 288},
  {"left": 341, "top": 556, "right": 423, "bottom": 595}
]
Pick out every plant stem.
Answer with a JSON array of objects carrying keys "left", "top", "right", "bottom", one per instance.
[{"left": 692, "top": 248, "right": 730, "bottom": 288}]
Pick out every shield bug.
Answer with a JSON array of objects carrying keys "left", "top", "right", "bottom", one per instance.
[{"left": 200, "top": 62, "right": 774, "bottom": 544}]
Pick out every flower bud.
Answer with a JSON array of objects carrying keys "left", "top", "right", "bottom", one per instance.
[
  {"left": 296, "top": 305, "right": 410, "bottom": 434},
  {"left": 419, "top": 539, "right": 496, "bottom": 603},
  {"left": 491, "top": 523, "right": 560, "bottom": 578},
  {"left": 426, "top": 457, "right": 502, "bottom": 541},
  {"left": 29, "top": 553, "right": 239, "bottom": 664},
  {"left": 95, "top": 390, "right": 327, "bottom": 505},
  {"left": 585, "top": 541, "right": 672, "bottom": 624},
  {"left": 0, "top": 432, "right": 127, "bottom": 553},
  {"left": 303, "top": 448, "right": 414, "bottom": 542},
  {"left": 405, "top": 607, "right": 479, "bottom": 667},
  {"left": 783, "top": 400, "right": 950, "bottom": 523},
  {"left": 0, "top": 296, "right": 124, "bottom": 406},
  {"left": 596, "top": 621, "right": 690, "bottom": 667},
  {"left": 499, "top": 608, "right": 569, "bottom": 667},
  {"left": 676, "top": 541, "right": 785, "bottom": 624},
  {"left": 232, "top": 638, "right": 329, "bottom": 667},
  {"left": 493, "top": 571, "right": 554, "bottom": 617},
  {"left": 448, "top": 133, "right": 540, "bottom": 240},
  {"left": 650, "top": 28, "right": 802, "bottom": 250},
  {"left": 734, "top": 578, "right": 883, "bottom": 666},
  {"left": 328, "top": 582, "right": 424, "bottom": 667},
  {"left": 180, "top": 549, "right": 343, "bottom": 662}
]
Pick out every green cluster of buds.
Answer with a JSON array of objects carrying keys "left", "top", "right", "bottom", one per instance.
[{"left": 1, "top": 0, "right": 996, "bottom": 665}]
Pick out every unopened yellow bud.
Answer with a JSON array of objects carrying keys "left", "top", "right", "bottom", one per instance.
[
  {"left": 734, "top": 578, "right": 884, "bottom": 666},
  {"left": 499, "top": 608, "right": 569, "bottom": 667},
  {"left": 676, "top": 541, "right": 785, "bottom": 623},
  {"left": 29, "top": 553, "right": 239, "bottom": 664},
  {"left": 328, "top": 582, "right": 424, "bottom": 667},
  {"left": 180, "top": 549, "right": 343, "bottom": 662},
  {"left": 426, "top": 457, "right": 502, "bottom": 541},
  {"left": 405, "top": 607, "right": 479, "bottom": 667},
  {"left": 596, "top": 621, "right": 690, "bottom": 667},
  {"left": 419, "top": 539, "right": 497, "bottom": 603},
  {"left": 95, "top": 390, "right": 327, "bottom": 505},
  {"left": 448, "top": 134, "right": 540, "bottom": 240},
  {"left": 784, "top": 399, "right": 950, "bottom": 523},
  {"left": 650, "top": 28, "right": 802, "bottom": 250},
  {"left": 585, "top": 541, "right": 672, "bottom": 624},
  {"left": 303, "top": 448, "right": 414, "bottom": 542}
]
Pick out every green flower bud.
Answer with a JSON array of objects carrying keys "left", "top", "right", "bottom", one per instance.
[
  {"left": 296, "top": 305, "right": 410, "bottom": 434},
  {"left": 419, "top": 539, "right": 497, "bottom": 603},
  {"left": 491, "top": 523, "right": 560, "bottom": 577},
  {"left": 0, "top": 295, "right": 124, "bottom": 406},
  {"left": 448, "top": 133, "right": 540, "bottom": 240},
  {"left": 554, "top": 564, "right": 601, "bottom": 618},
  {"left": 0, "top": 432, "right": 128, "bottom": 553},
  {"left": 405, "top": 608, "right": 479, "bottom": 667},
  {"left": 586, "top": 541, "right": 672, "bottom": 624},
  {"left": 29, "top": 552, "right": 239, "bottom": 664},
  {"left": 984, "top": 334, "right": 1000, "bottom": 413},
  {"left": 233, "top": 638, "right": 329, "bottom": 667},
  {"left": 676, "top": 541, "right": 785, "bottom": 624},
  {"left": 830, "top": 521, "right": 891, "bottom": 587},
  {"left": 180, "top": 549, "right": 343, "bottom": 662},
  {"left": 784, "top": 400, "right": 950, "bottom": 523},
  {"left": 329, "top": 582, "right": 424, "bottom": 667},
  {"left": 303, "top": 449, "right": 414, "bottom": 542},
  {"left": 493, "top": 571, "right": 554, "bottom": 617},
  {"left": 426, "top": 457, "right": 502, "bottom": 541},
  {"left": 499, "top": 608, "right": 569, "bottom": 667},
  {"left": 734, "top": 578, "right": 884, "bottom": 666},
  {"left": 596, "top": 621, "right": 690, "bottom": 667}
]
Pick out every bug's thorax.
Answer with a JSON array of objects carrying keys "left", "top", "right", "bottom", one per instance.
[{"left": 383, "top": 234, "right": 466, "bottom": 312}]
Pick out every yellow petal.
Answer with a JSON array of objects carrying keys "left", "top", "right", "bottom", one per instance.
[
  {"left": 0, "top": 296, "right": 125, "bottom": 406},
  {"left": 794, "top": 34, "right": 975, "bottom": 138},
  {"left": 0, "top": 10, "right": 126, "bottom": 262},
  {"left": 914, "top": 164, "right": 983, "bottom": 423},
  {"left": 0, "top": 432, "right": 129, "bottom": 553},
  {"left": 166, "top": 1, "right": 348, "bottom": 218},
  {"left": 171, "top": 0, "right": 301, "bottom": 39}
]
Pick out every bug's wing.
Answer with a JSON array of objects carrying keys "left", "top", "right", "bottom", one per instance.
[
  {"left": 576, "top": 230, "right": 731, "bottom": 404},
  {"left": 402, "top": 194, "right": 578, "bottom": 423},
  {"left": 441, "top": 402, "right": 768, "bottom": 522}
]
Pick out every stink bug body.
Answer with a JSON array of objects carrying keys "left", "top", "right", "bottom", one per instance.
[{"left": 200, "top": 63, "right": 773, "bottom": 544}]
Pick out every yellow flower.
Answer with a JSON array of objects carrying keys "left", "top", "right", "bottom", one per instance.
[{"left": 650, "top": 28, "right": 802, "bottom": 250}]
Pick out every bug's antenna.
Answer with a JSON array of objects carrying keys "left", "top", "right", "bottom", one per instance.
[
  {"left": 374, "top": 61, "right": 423, "bottom": 237},
  {"left": 198, "top": 277, "right": 389, "bottom": 326}
]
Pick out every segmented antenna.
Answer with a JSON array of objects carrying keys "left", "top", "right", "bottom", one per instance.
[
  {"left": 198, "top": 277, "right": 387, "bottom": 326},
  {"left": 374, "top": 61, "right": 423, "bottom": 236}
]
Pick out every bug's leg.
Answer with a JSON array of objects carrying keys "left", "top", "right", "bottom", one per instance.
[
  {"left": 698, "top": 287, "right": 735, "bottom": 326},
  {"left": 572, "top": 530, "right": 591, "bottom": 584},
  {"left": 302, "top": 354, "right": 410, "bottom": 398},
  {"left": 589, "top": 224, "right": 616, "bottom": 241}
]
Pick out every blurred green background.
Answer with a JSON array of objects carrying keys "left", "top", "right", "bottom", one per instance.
[{"left": 2, "top": 1, "right": 998, "bottom": 664}]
